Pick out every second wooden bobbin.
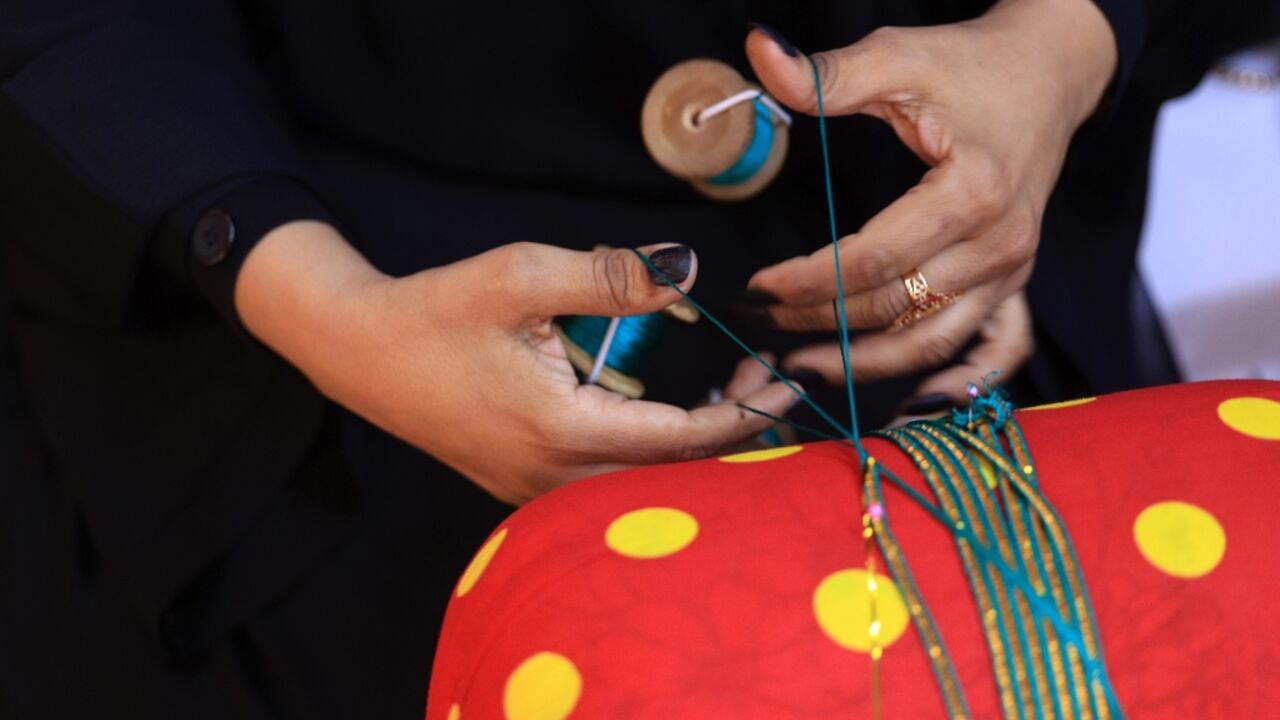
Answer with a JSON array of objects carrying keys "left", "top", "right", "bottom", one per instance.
[{"left": 641, "top": 59, "right": 790, "bottom": 201}]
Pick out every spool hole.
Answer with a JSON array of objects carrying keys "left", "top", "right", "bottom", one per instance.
[{"left": 682, "top": 105, "right": 706, "bottom": 131}]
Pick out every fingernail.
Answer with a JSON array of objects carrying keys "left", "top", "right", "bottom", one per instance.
[
  {"left": 900, "top": 393, "right": 955, "bottom": 416},
  {"left": 735, "top": 288, "right": 781, "bottom": 307},
  {"left": 782, "top": 368, "right": 825, "bottom": 388},
  {"left": 729, "top": 303, "right": 776, "bottom": 329},
  {"left": 748, "top": 22, "right": 800, "bottom": 57},
  {"left": 646, "top": 245, "right": 693, "bottom": 285}
]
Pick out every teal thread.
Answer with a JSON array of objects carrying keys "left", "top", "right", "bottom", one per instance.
[
  {"left": 559, "top": 313, "right": 669, "bottom": 377},
  {"left": 705, "top": 98, "right": 774, "bottom": 186},
  {"left": 633, "top": 249, "right": 854, "bottom": 445},
  {"left": 809, "top": 58, "right": 864, "bottom": 458}
]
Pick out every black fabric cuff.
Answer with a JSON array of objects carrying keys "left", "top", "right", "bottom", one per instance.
[
  {"left": 1082, "top": 0, "right": 1146, "bottom": 131},
  {"left": 157, "top": 176, "right": 335, "bottom": 333}
]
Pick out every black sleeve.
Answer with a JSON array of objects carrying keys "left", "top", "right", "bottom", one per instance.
[
  {"left": 1084, "top": 0, "right": 1146, "bottom": 126},
  {"left": 0, "top": 1, "right": 333, "bottom": 330}
]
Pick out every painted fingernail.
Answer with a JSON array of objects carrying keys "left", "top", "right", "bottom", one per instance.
[
  {"left": 735, "top": 288, "right": 781, "bottom": 307},
  {"left": 901, "top": 393, "right": 955, "bottom": 416},
  {"left": 730, "top": 303, "right": 777, "bottom": 329},
  {"left": 783, "top": 368, "right": 825, "bottom": 388},
  {"left": 646, "top": 245, "right": 693, "bottom": 285},
  {"left": 748, "top": 22, "right": 800, "bottom": 57}
]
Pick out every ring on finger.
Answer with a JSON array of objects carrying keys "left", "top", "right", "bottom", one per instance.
[{"left": 888, "top": 269, "right": 961, "bottom": 333}]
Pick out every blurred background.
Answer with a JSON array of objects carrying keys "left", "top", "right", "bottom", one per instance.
[{"left": 1139, "top": 37, "right": 1280, "bottom": 381}]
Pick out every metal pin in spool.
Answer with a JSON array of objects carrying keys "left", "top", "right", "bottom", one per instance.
[
  {"left": 552, "top": 247, "right": 699, "bottom": 399},
  {"left": 641, "top": 59, "right": 790, "bottom": 201}
]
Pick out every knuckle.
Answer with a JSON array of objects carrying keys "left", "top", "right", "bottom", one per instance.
[
  {"left": 919, "top": 331, "right": 962, "bottom": 367},
  {"left": 869, "top": 287, "right": 909, "bottom": 326},
  {"left": 866, "top": 26, "right": 908, "bottom": 54},
  {"left": 958, "top": 153, "right": 1011, "bottom": 217},
  {"left": 779, "top": 307, "right": 826, "bottom": 333},
  {"left": 990, "top": 209, "right": 1039, "bottom": 273},
  {"left": 866, "top": 26, "right": 932, "bottom": 75},
  {"left": 592, "top": 249, "right": 637, "bottom": 313},
  {"left": 850, "top": 246, "right": 896, "bottom": 288},
  {"left": 493, "top": 242, "right": 542, "bottom": 297}
]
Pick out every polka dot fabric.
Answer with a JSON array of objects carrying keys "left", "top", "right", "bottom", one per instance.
[{"left": 426, "top": 381, "right": 1280, "bottom": 719}]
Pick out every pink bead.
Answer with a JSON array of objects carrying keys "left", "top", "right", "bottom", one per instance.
[{"left": 869, "top": 503, "right": 884, "bottom": 520}]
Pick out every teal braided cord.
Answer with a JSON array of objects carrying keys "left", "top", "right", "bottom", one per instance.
[
  {"left": 865, "top": 462, "right": 973, "bottom": 719},
  {"left": 890, "top": 428, "right": 1029, "bottom": 720},
  {"left": 873, "top": 401, "right": 1127, "bottom": 720},
  {"left": 1006, "top": 426, "right": 1123, "bottom": 717}
]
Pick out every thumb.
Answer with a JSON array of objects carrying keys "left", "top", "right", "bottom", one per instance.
[
  {"left": 745, "top": 24, "right": 902, "bottom": 116},
  {"left": 502, "top": 243, "right": 698, "bottom": 319}
]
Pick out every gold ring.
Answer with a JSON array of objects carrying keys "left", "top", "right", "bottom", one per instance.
[{"left": 889, "top": 270, "right": 960, "bottom": 333}]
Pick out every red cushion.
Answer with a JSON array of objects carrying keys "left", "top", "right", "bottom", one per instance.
[{"left": 427, "top": 380, "right": 1280, "bottom": 719}]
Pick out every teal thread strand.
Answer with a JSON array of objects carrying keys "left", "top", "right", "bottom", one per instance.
[
  {"left": 809, "top": 57, "right": 865, "bottom": 459},
  {"left": 733, "top": 402, "right": 843, "bottom": 441},
  {"left": 633, "top": 250, "right": 853, "bottom": 444}
]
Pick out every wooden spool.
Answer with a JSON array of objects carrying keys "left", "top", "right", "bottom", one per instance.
[
  {"left": 641, "top": 59, "right": 789, "bottom": 201},
  {"left": 553, "top": 246, "right": 700, "bottom": 399}
]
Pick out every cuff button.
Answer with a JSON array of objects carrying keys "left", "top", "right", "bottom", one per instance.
[{"left": 192, "top": 208, "right": 236, "bottom": 266}]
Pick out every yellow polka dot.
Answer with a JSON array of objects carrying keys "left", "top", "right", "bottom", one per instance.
[
  {"left": 447, "top": 704, "right": 461, "bottom": 720},
  {"left": 813, "top": 569, "right": 910, "bottom": 653},
  {"left": 503, "top": 652, "right": 581, "bottom": 720},
  {"left": 1021, "top": 397, "right": 1096, "bottom": 412},
  {"left": 455, "top": 528, "right": 507, "bottom": 597},
  {"left": 1217, "top": 397, "right": 1280, "bottom": 440},
  {"left": 719, "top": 445, "right": 804, "bottom": 463},
  {"left": 1134, "top": 501, "right": 1226, "bottom": 579},
  {"left": 605, "top": 507, "right": 698, "bottom": 559}
]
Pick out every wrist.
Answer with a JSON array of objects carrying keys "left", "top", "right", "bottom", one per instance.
[
  {"left": 981, "top": 0, "right": 1119, "bottom": 130},
  {"left": 234, "top": 220, "right": 391, "bottom": 395}
]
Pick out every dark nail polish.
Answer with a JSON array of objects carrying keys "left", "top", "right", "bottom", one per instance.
[
  {"left": 646, "top": 245, "right": 693, "bottom": 285},
  {"left": 730, "top": 303, "right": 777, "bottom": 329},
  {"left": 735, "top": 288, "right": 781, "bottom": 307},
  {"left": 901, "top": 393, "right": 955, "bottom": 416},
  {"left": 783, "top": 368, "right": 825, "bottom": 388},
  {"left": 748, "top": 22, "right": 800, "bottom": 57}
]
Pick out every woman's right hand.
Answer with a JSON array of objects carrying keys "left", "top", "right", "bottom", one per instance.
[{"left": 234, "top": 221, "right": 799, "bottom": 505}]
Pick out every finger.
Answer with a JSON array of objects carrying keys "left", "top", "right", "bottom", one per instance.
[
  {"left": 723, "top": 353, "right": 777, "bottom": 400},
  {"left": 911, "top": 292, "right": 1033, "bottom": 402},
  {"left": 571, "top": 378, "right": 800, "bottom": 465},
  {"left": 781, "top": 282, "right": 1001, "bottom": 383},
  {"left": 483, "top": 242, "right": 698, "bottom": 321},
  {"left": 762, "top": 245, "right": 1033, "bottom": 333},
  {"left": 749, "top": 158, "right": 1013, "bottom": 308},
  {"left": 745, "top": 24, "right": 912, "bottom": 116}
]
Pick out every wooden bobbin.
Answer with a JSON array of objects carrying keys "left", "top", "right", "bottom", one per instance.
[
  {"left": 553, "top": 246, "right": 700, "bottom": 399},
  {"left": 641, "top": 59, "right": 789, "bottom": 202}
]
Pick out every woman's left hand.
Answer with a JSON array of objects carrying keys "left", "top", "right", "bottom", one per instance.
[{"left": 741, "top": 0, "right": 1117, "bottom": 395}]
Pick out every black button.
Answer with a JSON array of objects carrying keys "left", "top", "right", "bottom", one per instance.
[{"left": 191, "top": 208, "right": 235, "bottom": 266}]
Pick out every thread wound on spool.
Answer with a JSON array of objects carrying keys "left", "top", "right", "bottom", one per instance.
[
  {"left": 554, "top": 299, "right": 699, "bottom": 399},
  {"left": 705, "top": 98, "right": 773, "bottom": 186}
]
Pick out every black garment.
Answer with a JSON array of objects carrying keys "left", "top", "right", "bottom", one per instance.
[{"left": 0, "top": 1, "right": 1272, "bottom": 717}]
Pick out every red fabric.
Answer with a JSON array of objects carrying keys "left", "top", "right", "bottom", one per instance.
[{"left": 427, "top": 380, "right": 1280, "bottom": 719}]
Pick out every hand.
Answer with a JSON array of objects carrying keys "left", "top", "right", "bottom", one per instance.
[
  {"left": 234, "top": 222, "right": 799, "bottom": 505},
  {"left": 785, "top": 292, "right": 1033, "bottom": 416},
  {"left": 743, "top": 0, "right": 1115, "bottom": 381}
]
